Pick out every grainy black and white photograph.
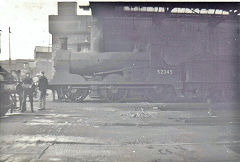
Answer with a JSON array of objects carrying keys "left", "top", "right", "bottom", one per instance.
[{"left": 0, "top": 0, "right": 240, "bottom": 161}]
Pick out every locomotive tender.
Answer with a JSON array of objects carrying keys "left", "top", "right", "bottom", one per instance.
[{"left": 49, "top": 2, "right": 240, "bottom": 102}]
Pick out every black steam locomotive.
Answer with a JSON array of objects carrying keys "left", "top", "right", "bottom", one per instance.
[{"left": 49, "top": 2, "right": 240, "bottom": 102}]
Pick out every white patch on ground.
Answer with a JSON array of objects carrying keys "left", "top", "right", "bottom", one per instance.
[
  {"left": 45, "top": 114, "right": 72, "bottom": 118},
  {"left": 48, "top": 157, "right": 62, "bottom": 161},
  {"left": 0, "top": 135, "right": 103, "bottom": 145},
  {"left": 26, "top": 122, "right": 72, "bottom": 126},
  {"left": 5, "top": 112, "right": 23, "bottom": 116},
  {"left": 31, "top": 119, "right": 54, "bottom": 123},
  {"left": 12, "top": 143, "right": 38, "bottom": 149},
  {"left": 120, "top": 111, "right": 154, "bottom": 118},
  {"left": 82, "top": 107, "right": 116, "bottom": 112},
  {"left": 25, "top": 118, "right": 72, "bottom": 126}
]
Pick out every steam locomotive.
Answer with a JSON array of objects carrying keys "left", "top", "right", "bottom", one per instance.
[{"left": 48, "top": 2, "right": 240, "bottom": 102}]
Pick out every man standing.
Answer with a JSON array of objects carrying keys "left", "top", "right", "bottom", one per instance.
[
  {"left": 21, "top": 72, "right": 34, "bottom": 112},
  {"left": 38, "top": 71, "right": 48, "bottom": 110}
]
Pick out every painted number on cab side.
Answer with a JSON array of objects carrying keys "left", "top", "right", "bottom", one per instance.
[{"left": 157, "top": 69, "right": 173, "bottom": 75}]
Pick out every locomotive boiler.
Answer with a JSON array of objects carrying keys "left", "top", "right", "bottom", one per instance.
[{"left": 48, "top": 2, "right": 240, "bottom": 102}]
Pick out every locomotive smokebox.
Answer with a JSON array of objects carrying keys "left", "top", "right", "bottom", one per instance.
[{"left": 49, "top": 49, "right": 86, "bottom": 85}]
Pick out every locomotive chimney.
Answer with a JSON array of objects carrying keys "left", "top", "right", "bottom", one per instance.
[{"left": 58, "top": 2, "right": 77, "bottom": 16}]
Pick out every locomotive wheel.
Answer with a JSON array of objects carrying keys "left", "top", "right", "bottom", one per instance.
[
  {"left": 100, "top": 87, "right": 128, "bottom": 102},
  {"left": 145, "top": 86, "right": 165, "bottom": 102},
  {"left": 68, "top": 88, "right": 89, "bottom": 102},
  {"left": 56, "top": 86, "right": 69, "bottom": 101},
  {"left": 183, "top": 87, "right": 208, "bottom": 102},
  {"left": 98, "top": 74, "right": 128, "bottom": 102},
  {"left": 146, "top": 85, "right": 176, "bottom": 103}
]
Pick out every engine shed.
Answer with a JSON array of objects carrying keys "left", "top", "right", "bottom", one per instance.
[{"left": 83, "top": 2, "right": 239, "bottom": 55}]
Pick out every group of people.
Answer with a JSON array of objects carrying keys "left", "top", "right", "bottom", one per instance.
[{"left": 20, "top": 71, "right": 48, "bottom": 112}]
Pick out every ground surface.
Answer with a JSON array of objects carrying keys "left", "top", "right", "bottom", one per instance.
[{"left": 0, "top": 98, "right": 240, "bottom": 162}]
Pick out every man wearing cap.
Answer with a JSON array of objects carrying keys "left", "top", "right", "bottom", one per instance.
[
  {"left": 38, "top": 71, "right": 48, "bottom": 110},
  {"left": 21, "top": 72, "right": 34, "bottom": 112}
]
